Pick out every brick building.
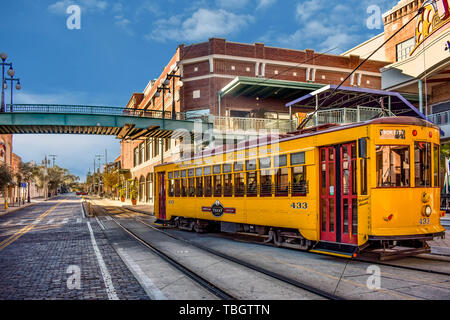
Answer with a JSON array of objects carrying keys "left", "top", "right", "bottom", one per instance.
[
  {"left": 346, "top": 0, "right": 450, "bottom": 138},
  {"left": 121, "top": 38, "right": 388, "bottom": 205}
]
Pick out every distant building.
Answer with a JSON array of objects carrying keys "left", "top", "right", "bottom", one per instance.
[{"left": 121, "top": 38, "right": 388, "bottom": 205}]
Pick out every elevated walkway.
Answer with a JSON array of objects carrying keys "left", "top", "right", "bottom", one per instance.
[{"left": 0, "top": 104, "right": 212, "bottom": 140}]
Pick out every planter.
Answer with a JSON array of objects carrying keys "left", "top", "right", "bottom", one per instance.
[
  {"left": 131, "top": 199, "right": 137, "bottom": 205},
  {"left": 121, "top": 197, "right": 125, "bottom": 202}
]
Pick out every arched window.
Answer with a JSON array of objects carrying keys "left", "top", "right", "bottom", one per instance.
[
  {"left": 146, "top": 173, "right": 153, "bottom": 203},
  {"left": 139, "top": 176, "right": 145, "bottom": 202}
]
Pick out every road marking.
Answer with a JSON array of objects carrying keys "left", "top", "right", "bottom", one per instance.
[
  {"left": 1, "top": 220, "right": 13, "bottom": 227},
  {"left": 95, "top": 216, "right": 105, "bottom": 230},
  {"left": 86, "top": 221, "right": 119, "bottom": 300},
  {"left": 116, "top": 247, "right": 167, "bottom": 300},
  {"left": 46, "top": 219, "right": 55, "bottom": 225},
  {"left": 0, "top": 201, "right": 64, "bottom": 252}
]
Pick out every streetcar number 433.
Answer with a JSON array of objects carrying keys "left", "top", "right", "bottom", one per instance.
[{"left": 291, "top": 202, "right": 308, "bottom": 210}]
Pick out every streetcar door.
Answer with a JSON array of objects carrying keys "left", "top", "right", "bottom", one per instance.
[
  {"left": 319, "top": 146, "right": 337, "bottom": 242},
  {"left": 339, "top": 143, "right": 358, "bottom": 245},
  {"left": 320, "top": 143, "right": 358, "bottom": 245},
  {"left": 158, "top": 172, "right": 166, "bottom": 221}
]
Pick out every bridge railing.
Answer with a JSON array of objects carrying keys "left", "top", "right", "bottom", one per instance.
[{"left": 5, "top": 104, "right": 191, "bottom": 120}]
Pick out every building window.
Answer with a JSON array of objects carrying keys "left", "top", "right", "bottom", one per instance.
[
  {"left": 194, "top": 66, "right": 198, "bottom": 72},
  {"left": 396, "top": 37, "right": 415, "bottom": 62},
  {"left": 231, "top": 65, "right": 235, "bottom": 70},
  {"left": 139, "top": 143, "right": 145, "bottom": 164},
  {"left": 193, "top": 90, "right": 200, "bottom": 99},
  {"left": 134, "top": 147, "right": 139, "bottom": 167},
  {"left": 146, "top": 138, "right": 152, "bottom": 161}
]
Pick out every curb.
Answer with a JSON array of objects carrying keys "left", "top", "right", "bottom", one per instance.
[{"left": 122, "top": 206, "right": 154, "bottom": 216}]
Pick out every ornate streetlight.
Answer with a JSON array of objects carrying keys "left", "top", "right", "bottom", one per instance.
[
  {"left": 155, "top": 79, "right": 171, "bottom": 164},
  {"left": 165, "top": 71, "right": 183, "bottom": 120},
  {"left": 0, "top": 52, "right": 15, "bottom": 113},
  {"left": 4, "top": 76, "right": 21, "bottom": 112}
]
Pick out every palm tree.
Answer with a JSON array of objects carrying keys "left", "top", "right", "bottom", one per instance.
[{"left": 19, "top": 162, "right": 35, "bottom": 203}]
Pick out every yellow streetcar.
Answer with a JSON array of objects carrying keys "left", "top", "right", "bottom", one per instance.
[{"left": 154, "top": 116, "right": 446, "bottom": 259}]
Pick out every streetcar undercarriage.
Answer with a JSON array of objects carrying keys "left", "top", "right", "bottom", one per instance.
[{"left": 160, "top": 217, "right": 445, "bottom": 261}]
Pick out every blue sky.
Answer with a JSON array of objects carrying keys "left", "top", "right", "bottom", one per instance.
[{"left": 1, "top": 0, "right": 396, "bottom": 180}]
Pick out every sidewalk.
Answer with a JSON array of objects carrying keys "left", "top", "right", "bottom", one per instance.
[
  {"left": 0, "top": 196, "right": 56, "bottom": 217},
  {"left": 88, "top": 197, "right": 154, "bottom": 216}
]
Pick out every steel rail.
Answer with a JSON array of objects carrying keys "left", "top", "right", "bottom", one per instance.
[
  {"left": 91, "top": 204, "right": 236, "bottom": 300},
  {"left": 116, "top": 207, "right": 343, "bottom": 300},
  {"left": 357, "top": 257, "right": 450, "bottom": 277}
]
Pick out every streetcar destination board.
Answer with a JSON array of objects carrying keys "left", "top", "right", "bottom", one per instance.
[{"left": 379, "top": 129, "right": 405, "bottom": 139}]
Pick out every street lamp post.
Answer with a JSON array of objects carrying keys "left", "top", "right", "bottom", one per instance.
[
  {"left": 3, "top": 77, "right": 21, "bottom": 112},
  {"left": 0, "top": 52, "right": 15, "bottom": 113},
  {"left": 155, "top": 80, "right": 171, "bottom": 164},
  {"left": 165, "top": 71, "right": 183, "bottom": 120},
  {"left": 95, "top": 155, "right": 103, "bottom": 197}
]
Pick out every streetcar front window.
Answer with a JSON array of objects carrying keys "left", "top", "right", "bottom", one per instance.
[
  {"left": 415, "top": 142, "right": 432, "bottom": 187},
  {"left": 376, "top": 145, "right": 410, "bottom": 187}
]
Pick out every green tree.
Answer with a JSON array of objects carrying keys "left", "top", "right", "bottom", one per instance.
[
  {"left": 0, "top": 164, "right": 12, "bottom": 204},
  {"left": 103, "top": 171, "right": 119, "bottom": 198}
]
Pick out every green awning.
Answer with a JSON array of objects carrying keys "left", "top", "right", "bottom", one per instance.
[{"left": 219, "top": 76, "right": 325, "bottom": 101}]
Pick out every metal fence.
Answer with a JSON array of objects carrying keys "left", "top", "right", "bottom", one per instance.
[
  {"left": 212, "top": 116, "right": 296, "bottom": 133},
  {"left": 428, "top": 111, "right": 450, "bottom": 126},
  {"left": 304, "top": 106, "right": 396, "bottom": 127},
  {"left": 4, "top": 104, "right": 188, "bottom": 120}
]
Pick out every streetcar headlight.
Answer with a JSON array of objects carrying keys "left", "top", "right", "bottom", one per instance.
[{"left": 422, "top": 205, "right": 432, "bottom": 217}]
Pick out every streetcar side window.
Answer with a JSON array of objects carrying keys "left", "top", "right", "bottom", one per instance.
[
  {"left": 196, "top": 176, "right": 203, "bottom": 197},
  {"left": 360, "top": 159, "right": 367, "bottom": 195},
  {"left": 376, "top": 145, "right": 410, "bottom": 187},
  {"left": 260, "top": 169, "right": 272, "bottom": 197},
  {"left": 224, "top": 173, "right": 233, "bottom": 197},
  {"left": 214, "top": 175, "right": 222, "bottom": 197},
  {"left": 414, "top": 142, "right": 432, "bottom": 187},
  {"left": 247, "top": 171, "right": 257, "bottom": 197},
  {"left": 275, "top": 155, "right": 288, "bottom": 197},
  {"left": 292, "top": 166, "right": 307, "bottom": 196},
  {"left": 234, "top": 172, "right": 245, "bottom": 197},
  {"left": 188, "top": 177, "right": 195, "bottom": 197},
  {"left": 204, "top": 176, "right": 212, "bottom": 197},
  {"left": 204, "top": 166, "right": 212, "bottom": 197},
  {"left": 168, "top": 172, "right": 174, "bottom": 197},
  {"left": 180, "top": 170, "right": 187, "bottom": 197},
  {"left": 434, "top": 144, "right": 440, "bottom": 187}
]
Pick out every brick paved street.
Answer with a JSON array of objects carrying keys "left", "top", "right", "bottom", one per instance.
[{"left": 0, "top": 195, "right": 149, "bottom": 300}]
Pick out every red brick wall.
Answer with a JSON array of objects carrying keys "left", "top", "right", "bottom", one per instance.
[
  {"left": 431, "top": 82, "right": 450, "bottom": 105},
  {"left": 383, "top": 0, "right": 424, "bottom": 63}
]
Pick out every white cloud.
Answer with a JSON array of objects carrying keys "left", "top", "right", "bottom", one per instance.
[
  {"left": 216, "top": 0, "right": 250, "bottom": 9},
  {"left": 256, "top": 0, "right": 276, "bottom": 10},
  {"left": 48, "top": 0, "right": 108, "bottom": 15},
  {"left": 147, "top": 8, "right": 254, "bottom": 42}
]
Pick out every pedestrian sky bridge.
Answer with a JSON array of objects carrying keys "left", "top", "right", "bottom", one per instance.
[{"left": 0, "top": 104, "right": 212, "bottom": 140}]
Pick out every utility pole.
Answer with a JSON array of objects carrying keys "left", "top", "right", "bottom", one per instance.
[
  {"left": 43, "top": 155, "right": 48, "bottom": 199},
  {"left": 49, "top": 155, "right": 57, "bottom": 167},
  {"left": 95, "top": 155, "right": 102, "bottom": 197}
]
